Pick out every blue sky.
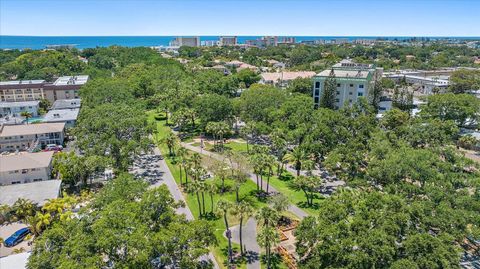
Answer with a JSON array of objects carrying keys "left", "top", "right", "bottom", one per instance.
[{"left": 1, "top": 0, "right": 479, "bottom": 36}]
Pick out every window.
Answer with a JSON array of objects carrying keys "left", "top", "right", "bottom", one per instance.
[
  {"left": 358, "top": 92, "right": 364, "bottom": 97},
  {"left": 349, "top": 84, "right": 354, "bottom": 87},
  {"left": 359, "top": 84, "right": 364, "bottom": 88},
  {"left": 314, "top": 89, "right": 319, "bottom": 95},
  {"left": 349, "top": 92, "right": 353, "bottom": 95},
  {"left": 335, "top": 98, "right": 340, "bottom": 102},
  {"left": 22, "top": 169, "right": 28, "bottom": 174},
  {"left": 336, "top": 91, "right": 340, "bottom": 95},
  {"left": 315, "top": 82, "right": 320, "bottom": 88},
  {"left": 33, "top": 178, "right": 43, "bottom": 182},
  {"left": 314, "top": 97, "right": 319, "bottom": 103},
  {"left": 337, "top": 83, "right": 341, "bottom": 87},
  {"left": 12, "top": 181, "right": 21, "bottom": 184}
]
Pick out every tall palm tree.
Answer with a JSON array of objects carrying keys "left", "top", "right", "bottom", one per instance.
[
  {"left": 233, "top": 169, "right": 248, "bottom": 203},
  {"left": 216, "top": 200, "right": 233, "bottom": 263},
  {"left": 209, "top": 160, "right": 229, "bottom": 193},
  {"left": 249, "top": 154, "right": 263, "bottom": 192},
  {"left": 283, "top": 147, "right": 307, "bottom": 177},
  {"left": 255, "top": 206, "right": 279, "bottom": 228},
  {"left": 257, "top": 226, "right": 280, "bottom": 269},
  {"left": 21, "top": 111, "right": 33, "bottom": 124},
  {"left": 264, "top": 154, "right": 276, "bottom": 194},
  {"left": 189, "top": 180, "right": 204, "bottom": 217},
  {"left": 164, "top": 131, "right": 179, "bottom": 156},
  {"left": 231, "top": 201, "right": 254, "bottom": 256},
  {"left": 206, "top": 183, "right": 217, "bottom": 214},
  {"left": 176, "top": 147, "right": 188, "bottom": 184}
]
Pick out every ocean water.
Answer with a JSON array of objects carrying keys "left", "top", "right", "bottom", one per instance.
[{"left": 1, "top": 35, "right": 479, "bottom": 50}]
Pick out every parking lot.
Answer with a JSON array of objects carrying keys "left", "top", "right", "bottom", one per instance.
[
  {"left": 0, "top": 222, "right": 32, "bottom": 257},
  {"left": 130, "top": 153, "right": 165, "bottom": 184}
]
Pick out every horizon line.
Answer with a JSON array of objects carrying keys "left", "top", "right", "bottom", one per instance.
[{"left": 2, "top": 35, "right": 480, "bottom": 38}]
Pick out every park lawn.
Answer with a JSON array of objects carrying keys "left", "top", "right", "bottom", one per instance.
[
  {"left": 148, "top": 111, "right": 267, "bottom": 268},
  {"left": 191, "top": 140, "right": 249, "bottom": 155}
]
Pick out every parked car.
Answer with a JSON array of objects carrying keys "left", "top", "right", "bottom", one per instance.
[
  {"left": 4, "top": 227, "right": 31, "bottom": 247},
  {"left": 43, "top": 144, "right": 63, "bottom": 152}
]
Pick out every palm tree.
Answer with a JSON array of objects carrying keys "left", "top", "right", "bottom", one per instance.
[
  {"left": 257, "top": 226, "right": 280, "bottom": 269},
  {"left": 255, "top": 206, "right": 279, "bottom": 228},
  {"left": 264, "top": 154, "right": 276, "bottom": 194},
  {"left": 233, "top": 169, "right": 248, "bottom": 203},
  {"left": 231, "top": 201, "right": 254, "bottom": 256},
  {"left": 250, "top": 154, "right": 264, "bottom": 192},
  {"left": 176, "top": 147, "right": 188, "bottom": 184},
  {"left": 20, "top": 111, "right": 33, "bottom": 124},
  {"left": 13, "top": 198, "right": 35, "bottom": 220},
  {"left": 189, "top": 180, "right": 204, "bottom": 217},
  {"left": 206, "top": 183, "right": 217, "bottom": 214},
  {"left": 283, "top": 147, "right": 307, "bottom": 177},
  {"left": 164, "top": 131, "right": 179, "bottom": 156},
  {"left": 216, "top": 200, "right": 233, "bottom": 263},
  {"left": 26, "top": 212, "right": 51, "bottom": 236}
]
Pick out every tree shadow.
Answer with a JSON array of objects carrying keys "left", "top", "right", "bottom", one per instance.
[
  {"left": 297, "top": 201, "right": 321, "bottom": 210},
  {"left": 201, "top": 212, "right": 219, "bottom": 221},
  {"left": 278, "top": 173, "right": 294, "bottom": 182},
  {"left": 260, "top": 253, "right": 283, "bottom": 269}
]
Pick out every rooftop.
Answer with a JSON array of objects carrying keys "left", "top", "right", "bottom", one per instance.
[
  {"left": 0, "top": 80, "right": 45, "bottom": 86},
  {"left": 0, "top": 180, "right": 61, "bottom": 206},
  {"left": 0, "top": 101, "right": 40, "bottom": 108},
  {"left": 0, "top": 151, "right": 54, "bottom": 173},
  {"left": 332, "top": 59, "right": 374, "bottom": 70},
  {"left": 51, "top": 98, "right": 81, "bottom": 110},
  {"left": 44, "top": 109, "right": 79, "bottom": 123},
  {"left": 52, "top": 75, "right": 89, "bottom": 86},
  {"left": 0, "top": 122, "right": 65, "bottom": 137},
  {"left": 0, "top": 252, "right": 30, "bottom": 269},
  {"left": 261, "top": 71, "right": 316, "bottom": 82},
  {"left": 316, "top": 69, "right": 372, "bottom": 79}
]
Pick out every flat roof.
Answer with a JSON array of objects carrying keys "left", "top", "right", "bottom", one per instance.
[
  {"left": 0, "top": 101, "right": 40, "bottom": 108},
  {"left": 44, "top": 109, "right": 79, "bottom": 122},
  {"left": 53, "top": 75, "right": 89, "bottom": 86},
  {"left": 0, "top": 180, "right": 61, "bottom": 206},
  {"left": 0, "top": 80, "right": 45, "bottom": 86},
  {"left": 51, "top": 99, "right": 81, "bottom": 110},
  {"left": 316, "top": 69, "right": 372, "bottom": 79},
  {"left": 261, "top": 71, "right": 316, "bottom": 82},
  {"left": 0, "top": 122, "right": 65, "bottom": 137},
  {"left": 0, "top": 252, "right": 30, "bottom": 269},
  {"left": 0, "top": 151, "right": 54, "bottom": 172}
]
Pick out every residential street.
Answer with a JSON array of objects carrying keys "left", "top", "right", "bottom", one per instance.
[{"left": 132, "top": 146, "right": 219, "bottom": 268}]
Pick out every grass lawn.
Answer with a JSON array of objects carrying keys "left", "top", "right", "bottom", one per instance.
[
  {"left": 148, "top": 111, "right": 268, "bottom": 268},
  {"left": 192, "top": 140, "right": 249, "bottom": 155}
]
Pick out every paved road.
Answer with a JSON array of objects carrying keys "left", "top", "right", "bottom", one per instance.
[
  {"left": 229, "top": 217, "right": 261, "bottom": 269},
  {"left": 182, "top": 142, "right": 309, "bottom": 220},
  {"left": 140, "top": 147, "right": 219, "bottom": 268}
]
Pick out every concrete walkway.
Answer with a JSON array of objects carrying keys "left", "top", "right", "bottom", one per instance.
[
  {"left": 148, "top": 147, "right": 219, "bottom": 269},
  {"left": 182, "top": 142, "right": 309, "bottom": 220},
  {"left": 229, "top": 217, "right": 261, "bottom": 269}
]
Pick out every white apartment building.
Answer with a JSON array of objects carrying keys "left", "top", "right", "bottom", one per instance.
[
  {"left": 0, "top": 101, "right": 40, "bottom": 118},
  {"left": 313, "top": 60, "right": 383, "bottom": 109},
  {"left": 219, "top": 36, "right": 238, "bottom": 46},
  {"left": 0, "top": 151, "right": 54, "bottom": 185},
  {"left": 169, "top": 36, "right": 201, "bottom": 47},
  {"left": 0, "top": 76, "right": 88, "bottom": 104},
  {"left": 0, "top": 122, "right": 65, "bottom": 152}
]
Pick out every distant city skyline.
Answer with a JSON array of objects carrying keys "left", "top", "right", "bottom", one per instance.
[{"left": 1, "top": 0, "right": 480, "bottom": 37}]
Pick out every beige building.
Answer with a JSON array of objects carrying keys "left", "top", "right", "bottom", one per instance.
[
  {"left": 313, "top": 60, "right": 383, "bottom": 109},
  {"left": 0, "top": 75, "right": 88, "bottom": 104},
  {"left": 0, "top": 151, "right": 54, "bottom": 185},
  {"left": 0, "top": 80, "right": 46, "bottom": 102},
  {"left": 0, "top": 122, "right": 65, "bottom": 152}
]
